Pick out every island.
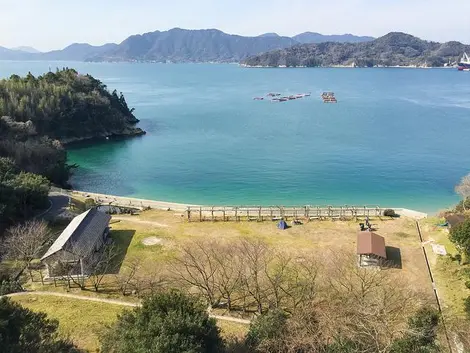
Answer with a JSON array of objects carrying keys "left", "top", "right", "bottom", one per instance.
[{"left": 242, "top": 32, "right": 470, "bottom": 68}]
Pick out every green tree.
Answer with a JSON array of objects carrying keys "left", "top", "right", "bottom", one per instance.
[
  {"left": 449, "top": 218, "right": 470, "bottom": 258},
  {"left": 0, "top": 297, "right": 78, "bottom": 353},
  {"left": 246, "top": 309, "right": 288, "bottom": 352},
  {"left": 100, "top": 291, "right": 224, "bottom": 353}
]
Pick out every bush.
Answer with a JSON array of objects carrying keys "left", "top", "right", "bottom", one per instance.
[
  {"left": 450, "top": 219, "right": 470, "bottom": 257},
  {"left": 0, "top": 279, "right": 23, "bottom": 295},
  {"left": 455, "top": 198, "right": 470, "bottom": 213},
  {"left": 100, "top": 290, "right": 223, "bottom": 353},
  {"left": 465, "top": 297, "right": 470, "bottom": 319},
  {"left": 466, "top": 281, "right": 470, "bottom": 289},
  {"left": 383, "top": 209, "right": 397, "bottom": 217},
  {"left": 246, "top": 309, "right": 288, "bottom": 351}
]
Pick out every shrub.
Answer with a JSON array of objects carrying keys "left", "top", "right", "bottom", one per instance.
[
  {"left": 466, "top": 281, "right": 470, "bottom": 289},
  {"left": 100, "top": 290, "right": 223, "bottom": 353},
  {"left": 383, "top": 209, "right": 397, "bottom": 217},
  {"left": 246, "top": 309, "right": 288, "bottom": 351},
  {"left": 0, "top": 279, "right": 23, "bottom": 295},
  {"left": 465, "top": 297, "right": 470, "bottom": 319}
]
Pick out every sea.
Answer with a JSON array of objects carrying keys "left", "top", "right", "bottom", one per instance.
[{"left": 1, "top": 61, "right": 470, "bottom": 213}]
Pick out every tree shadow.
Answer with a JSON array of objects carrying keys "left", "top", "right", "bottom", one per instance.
[
  {"left": 384, "top": 246, "right": 402, "bottom": 269},
  {"left": 109, "top": 229, "right": 135, "bottom": 274}
]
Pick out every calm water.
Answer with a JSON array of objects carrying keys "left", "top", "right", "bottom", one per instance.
[{"left": 1, "top": 62, "right": 470, "bottom": 212}]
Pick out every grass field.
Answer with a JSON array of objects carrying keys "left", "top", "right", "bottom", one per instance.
[
  {"left": 11, "top": 294, "right": 249, "bottom": 352},
  {"left": 11, "top": 294, "right": 123, "bottom": 352},
  {"left": 17, "top": 210, "right": 439, "bottom": 351},
  {"left": 107, "top": 210, "right": 433, "bottom": 294},
  {"left": 25, "top": 210, "right": 435, "bottom": 302}
]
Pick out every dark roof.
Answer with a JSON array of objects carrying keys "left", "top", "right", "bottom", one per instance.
[
  {"left": 41, "top": 208, "right": 111, "bottom": 260},
  {"left": 445, "top": 214, "right": 466, "bottom": 228},
  {"left": 357, "top": 232, "right": 387, "bottom": 259}
]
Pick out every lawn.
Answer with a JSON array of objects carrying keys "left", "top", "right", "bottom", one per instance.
[
  {"left": 11, "top": 294, "right": 123, "bottom": 352},
  {"left": 11, "top": 294, "right": 248, "bottom": 352}
]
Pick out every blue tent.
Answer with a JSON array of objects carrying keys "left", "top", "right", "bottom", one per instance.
[{"left": 277, "top": 220, "right": 288, "bottom": 230}]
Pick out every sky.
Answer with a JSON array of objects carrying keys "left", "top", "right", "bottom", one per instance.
[{"left": 1, "top": 0, "right": 470, "bottom": 51}]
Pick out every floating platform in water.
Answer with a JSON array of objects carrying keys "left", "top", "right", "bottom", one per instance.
[{"left": 321, "top": 92, "right": 337, "bottom": 103}]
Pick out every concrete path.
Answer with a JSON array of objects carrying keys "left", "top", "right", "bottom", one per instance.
[
  {"left": 43, "top": 192, "right": 71, "bottom": 220},
  {"left": 6, "top": 291, "right": 251, "bottom": 324}
]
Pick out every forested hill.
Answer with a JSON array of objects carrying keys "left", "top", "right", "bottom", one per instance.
[
  {"left": 87, "top": 28, "right": 298, "bottom": 63},
  {"left": 242, "top": 32, "right": 470, "bottom": 68},
  {"left": 0, "top": 69, "right": 145, "bottom": 223},
  {"left": 0, "top": 69, "right": 143, "bottom": 142}
]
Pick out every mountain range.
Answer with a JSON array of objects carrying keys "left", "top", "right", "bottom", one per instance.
[
  {"left": 0, "top": 28, "right": 373, "bottom": 63},
  {"left": 242, "top": 32, "right": 470, "bottom": 68}
]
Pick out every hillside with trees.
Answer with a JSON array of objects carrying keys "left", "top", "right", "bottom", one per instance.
[
  {"left": 0, "top": 69, "right": 144, "bottom": 225},
  {"left": 242, "top": 32, "right": 470, "bottom": 67},
  {"left": 0, "top": 28, "right": 375, "bottom": 63}
]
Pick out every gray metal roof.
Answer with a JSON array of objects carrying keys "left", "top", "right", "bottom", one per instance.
[{"left": 41, "top": 208, "right": 111, "bottom": 261}]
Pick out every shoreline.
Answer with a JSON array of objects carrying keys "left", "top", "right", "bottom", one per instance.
[{"left": 63, "top": 189, "right": 429, "bottom": 219}]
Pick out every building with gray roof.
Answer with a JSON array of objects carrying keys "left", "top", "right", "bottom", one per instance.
[{"left": 41, "top": 208, "right": 111, "bottom": 278}]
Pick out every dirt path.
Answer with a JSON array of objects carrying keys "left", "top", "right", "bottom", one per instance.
[
  {"left": 6, "top": 291, "right": 251, "bottom": 324},
  {"left": 111, "top": 216, "right": 169, "bottom": 228}
]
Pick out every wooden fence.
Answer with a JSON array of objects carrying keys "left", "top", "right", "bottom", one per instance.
[{"left": 186, "top": 206, "right": 388, "bottom": 222}]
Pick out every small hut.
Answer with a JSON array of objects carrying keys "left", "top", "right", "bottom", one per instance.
[
  {"left": 41, "top": 208, "right": 111, "bottom": 278},
  {"left": 445, "top": 214, "right": 466, "bottom": 229},
  {"left": 357, "top": 231, "right": 387, "bottom": 267}
]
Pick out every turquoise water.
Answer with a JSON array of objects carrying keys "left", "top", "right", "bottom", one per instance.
[{"left": 1, "top": 62, "right": 470, "bottom": 212}]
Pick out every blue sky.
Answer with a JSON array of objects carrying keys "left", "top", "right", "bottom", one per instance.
[{"left": 1, "top": 0, "right": 469, "bottom": 51}]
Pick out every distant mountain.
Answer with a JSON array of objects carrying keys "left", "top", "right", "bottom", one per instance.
[
  {"left": 242, "top": 32, "right": 470, "bottom": 68},
  {"left": 2, "top": 29, "right": 466, "bottom": 65},
  {"left": 11, "top": 46, "right": 41, "bottom": 53},
  {"left": 258, "top": 33, "right": 280, "bottom": 38},
  {"left": 40, "top": 43, "right": 118, "bottom": 61},
  {"left": 87, "top": 28, "right": 298, "bottom": 63},
  {"left": 293, "top": 32, "right": 375, "bottom": 44},
  {"left": 0, "top": 46, "right": 33, "bottom": 60}
]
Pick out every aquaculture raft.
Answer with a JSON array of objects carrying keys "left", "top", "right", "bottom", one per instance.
[{"left": 321, "top": 92, "right": 337, "bottom": 103}]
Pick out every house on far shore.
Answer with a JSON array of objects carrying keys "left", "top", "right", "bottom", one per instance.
[
  {"left": 41, "top": 208, "right": 111, "bottom": 278},
  {"left": 445, "top": 214, "right": 466, "bottom": 230},
  {"left": 357, "top": 231, "right": 387, "bottom": 267}
]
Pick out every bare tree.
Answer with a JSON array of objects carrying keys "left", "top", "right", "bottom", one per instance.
[
  {"left": 282, "top": 254, "right": 319, "bottom": 311},
  {"left": 2, "top": 219, "right": 50, "bottom": 279},
  {"left": 171, "top": 240, "right": 220, "bottom": 307},
  {"left": 456, "top": 173, "right": 470, "bottom": 211},
  {"left": 211, "top": 243, "right": 243, "bottom": 312},
  {"left": 317, "top": 252, "right": 424, "bottom": 353},
  {"left": 89, "top": 243, "right": 119, "bottom": 292},
  {"left": 238, "top": 238, "right": 270, "bottom": 314},
  {"left": 263, "top": 251, "right": 292, "bottom": 309},
  {"left": 115, "top": 256, "right": 142, "bottom": 295}
]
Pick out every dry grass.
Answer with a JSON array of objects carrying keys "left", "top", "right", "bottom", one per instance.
[{"left": 109, "top": 211, "right": 432, "bottom": 295}]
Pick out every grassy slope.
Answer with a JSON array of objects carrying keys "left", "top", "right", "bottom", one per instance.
[{"left": 419, "top": 217, "right": 470, "bottom": 318}]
